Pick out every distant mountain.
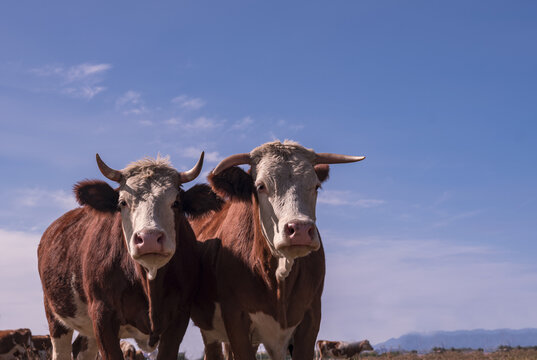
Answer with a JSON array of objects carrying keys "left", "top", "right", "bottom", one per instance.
[{"left": 374, "top": 328, "right": 537, "bottom": 353}]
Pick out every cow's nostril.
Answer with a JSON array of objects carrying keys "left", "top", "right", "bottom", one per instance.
[
  {"left": 156, "top": 234, "right": 164, "bottom": 244},
  {"left": 308, "top": 226, "right": 314, "bottom": 238},
  {"left": 288, "top": 226, "right": 295, "bottom": 235},
  {"left": 134, "top": 233, "right": 143, "bottom": 245}
]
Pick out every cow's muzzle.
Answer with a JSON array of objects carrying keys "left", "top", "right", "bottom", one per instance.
[
  {"left": 132, "top": 229, "right": 170, "bottom": 257},
  {"left": 276, "top": 220, "right": 320, "bottom": 258},
  {"left": 285, "top": 221, "right": 316, "bottom": 246}
]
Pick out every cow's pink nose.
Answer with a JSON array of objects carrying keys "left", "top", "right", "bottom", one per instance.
[
  {"left": 285, "top": 222, "right": 315, "bottom": 246},
  {"left": 134, "top": 229, "right": 166, "bottom": 255}
]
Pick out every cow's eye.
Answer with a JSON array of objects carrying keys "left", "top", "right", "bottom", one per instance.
[
  {"left": 256, "top": 183, "right": 266, "bottom": 193},
  {"left": 172, "top": 200, "right": 180, "bottom": 208},
  {"left": 117, "top": 199, "right": 127, "bottom": 211}
]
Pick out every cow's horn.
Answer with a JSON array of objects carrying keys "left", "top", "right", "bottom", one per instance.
[
  {"left": 315, "top": 153, "right": 366, "bottom": 164},
  {"left": 212, "top": 153, "right": 251, "bottom": 175},
  {"left": 179, "top": 151, "right": 204, "bottom": 183},
  {"left": 96, "top": 154, "right": 123, "bottom": 182}
]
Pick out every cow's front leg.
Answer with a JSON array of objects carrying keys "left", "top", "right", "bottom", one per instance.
[
  {"left": 156, "top": 311, "right": 190, "bottom": 360},
  {"left": 290, "top": 301, "right": 321, "bottom": 360},
  {"left": 90, "top": 301, "right": 123, "bottom": 360},
  {"left": 72, "top": 334, "right": 99, "bottom": 360},
  {"left": 203, "top": 341, "right": 225, "bottom": 360},
  {"left": 221, "top": 306, "right": 255, "bottom": 360}
]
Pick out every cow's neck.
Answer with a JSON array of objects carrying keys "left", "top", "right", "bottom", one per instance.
[
  {"left": 138, "top": 261, "right": 169, "bottom": 342},
  {"left": 250, "top": 199, "right": 301, "bottom": 328},
  {"left": 250, "top": 197, "right": 300, "bottom": 282},
  {"left": 135, "top": 224, "right": 184, "bottom": 342}
]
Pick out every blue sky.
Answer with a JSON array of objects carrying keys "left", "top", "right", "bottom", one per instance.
[{"left": 1, "top": 1, "right": 537, "bottom": 357}]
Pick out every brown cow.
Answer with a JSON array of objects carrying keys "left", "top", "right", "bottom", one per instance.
[
  {"left": 0, "top": 328, "right": 31, "bottom": 360},
  {"left": 316, "top": 340, "right": 373, "bottom": 359},
  {"left": 38, "top": 153, "right": 222, "bottom": 360},
  {"left": 190, "top": 141, "right": 365, "bottom": 360},
  {"left": 31, "top": 335, "right": 52, "bottom": 360}
]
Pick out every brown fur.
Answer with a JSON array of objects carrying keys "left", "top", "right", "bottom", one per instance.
[
  {"left": 30, "top": 335, "right": 52, "bottom": 360},
  {"left": 314, "top": 164, "right": 330, "bottom": 183},
  {"left": 39, "top": 177, "right": 219, "bottom": 360},
  {"left": 190, "top": 164, "right": 328, "bottom": 360},
  {"left": 71, "top": 335, "right": 88, "bottom": 359},
  {"left": 0, "top": 329, "right": 31, "bottom": 355},
  {"left": 182, "top": 184, "right": 224, "bottom": 218},
  {"left": 316, "top": 340, "right": 373, "bottom": 359},
  {"left": 74, "top": 180, "right": 119, "bottom": 212},
  {"left": 208, "top": 166, "right": 254, "bottom": 202}
]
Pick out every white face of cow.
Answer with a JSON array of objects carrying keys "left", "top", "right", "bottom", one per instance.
[
  {"left": 96, "top": 153, "right": 205, "bottom": 280},
  {"left": 118, "top": 172, "right": 180, "bottom": 280},
  {"left": 250, "top": 144, "right": 322, "bottom": 260}
]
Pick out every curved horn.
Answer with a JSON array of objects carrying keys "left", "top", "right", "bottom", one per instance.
[
  {"left": 179, "top": 151, "right": 204, "bottom": 183},
  {"left": 315, "top": 153, "right": 366, "bottom": 164},
  {"left": 96, "top": 154, "right": 123, "bottom": 182},
  {"left": 212, "top": 153, "right": 251, "bottom": 175}
]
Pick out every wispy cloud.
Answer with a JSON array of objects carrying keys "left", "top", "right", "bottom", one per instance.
[
  {"left": 318, "top": 190, "right": 385, "bottom": 208},
  {"left": 277, "top": 119, "right": 304, "bottom": 130},
  {"left": 171, "top": 94, "right": 206, "bottom": 110},
  {"left": 432, "top": 210, "right": 482, "bottom": 228},
  {"left": 30, "top": 62, "right": 112, "bottom": 99},
  {"left": 166, "top": 116, "right": 224, "bottom": 130},
  {"left": 138, "top": 120, "right": 154, "bottom": 126},
  {"left": 182, "top": 146, "right": 222, "bottom": 163},
  {"left": 16, "top": 188, "right": 78, "bottom": 210},
  {"left": 116, "top": 90, "right": 147, "bottom": 115},
  {"left": 63, "top": 86, "right": 106, "bottom": 99},
  {"left": 64, "top": 63, "right": 112, "bottom": 82},
  {"left": 232, "top": 116, "right": 254, "bottom": 130}
]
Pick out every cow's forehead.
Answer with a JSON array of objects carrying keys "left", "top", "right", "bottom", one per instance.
[
  {"left": 250, "top": 140, "right": 317, "bottom": 180},
  {"left": 250, "top": 140, "right": 316, "bottom": 163},
  {"left": 122, "top": 174, "right": 179, "bottom": 200},
  {"left": 119, "top": 157, "right": 180, "bottom": 199}
]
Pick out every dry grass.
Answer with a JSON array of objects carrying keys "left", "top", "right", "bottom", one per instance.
[
  {"left": 359, "top": 348, "right": 537, "bottom": 360},
  {"left": 14, "top": 346, "right": 537, "bottom": 360}
]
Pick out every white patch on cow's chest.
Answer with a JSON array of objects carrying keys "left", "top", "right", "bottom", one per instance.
[
  {"left": 202, "top": 303, "right": 296, "bottom": 360},
  {"left": 248, "top": 312, "right": 296, "bottom": 360}
]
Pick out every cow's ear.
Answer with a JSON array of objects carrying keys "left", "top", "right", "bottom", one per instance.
[
  {"left": 314, "top": 164, "right": 330, "bottom": 183},
  {"left": 74, "top": 180, "right": 119, "bottom": 212},
  {"left": 181, "top": 184, "right": 224, "bottom": 219},
  {"left": 208, "top": 166, "right": 254, "bottom": 201}
]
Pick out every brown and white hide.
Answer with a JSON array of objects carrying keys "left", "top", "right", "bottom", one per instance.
[
  {"left": 38, "top": 154, "right": 222, "bottom": 360},
  {"left": 0, "top": 329, "right": 31, "bottom": 360},
  {"left": 316, "top": 340, "right": 373, "bottom": 359},
  {"left": 31, "top": 335, "right": 52, "bottom": 360},
  {"left": 190, "top": 141, "right": 365, "bottom": 360}
]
